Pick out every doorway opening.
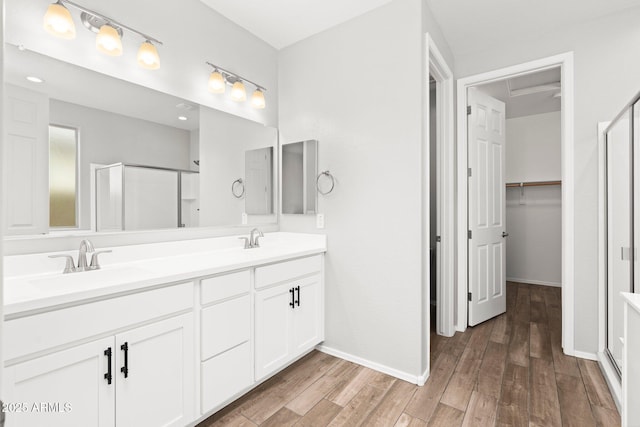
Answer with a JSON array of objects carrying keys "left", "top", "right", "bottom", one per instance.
[
  {"left": 423, "top": 34, "right": 454, "bottom": 383},
  {"left": 456, "top": 53, "right": 575, "bottom": 355}
]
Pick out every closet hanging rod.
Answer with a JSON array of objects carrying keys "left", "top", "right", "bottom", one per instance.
[{"left": 505, "top": 180, "right": 562, "bottom": 188}]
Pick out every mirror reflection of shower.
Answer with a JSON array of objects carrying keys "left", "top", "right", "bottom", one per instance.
[{"left": 95, "top": 163, "right": 199, "bottom": 231}]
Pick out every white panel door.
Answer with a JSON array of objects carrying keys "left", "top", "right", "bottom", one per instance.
[
  {"left": 3, "top": 337, "right": 115, "bottom": 427},
  {"left": 115, "top": 314, "right": 194, "bottom": 427},
  {"left": 255, "top": 283, "right": 293, "bottom": 380},
  {"left": 468, "top": 88, "right": 507, "bottom": 326},
  {"left": 292, "top": 275, "right": 323, "bottom": 356},
  {"left": 3, "top": 84, "right": 49, "bottom": 235}
]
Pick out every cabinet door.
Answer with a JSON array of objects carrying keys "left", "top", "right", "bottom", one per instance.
[
  {"left": 255, "top": 283, "right": 294, "bottom": 380},
  {"left": 292, "top": 274, "right": 323, "bottom": 356},
  {"left": 115, "top": 313, "right": 194, "bottom": 427},
  {"left": 3, "top": 337, "right": 115, "bottom": 427}
]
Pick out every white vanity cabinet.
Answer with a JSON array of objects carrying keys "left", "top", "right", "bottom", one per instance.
[
  {"left": 199, "top": 270, "right": 253, "bottom": 415},
  {"left": 3, "top": 337, "right": 115, "bottom": 427},
  {"left": 254, "top": 256, "right": 323, "bottom": 380},
  {"left": 3, "top": 283, "right": 195, "bottom": 427}
]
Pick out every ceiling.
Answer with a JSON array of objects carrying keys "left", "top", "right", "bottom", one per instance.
[
  {"left": 477, "top": 68, "right": 561, "bottom": 119},
  {"left": 199, "top": 0, "right": 393, "bottom": 49},
  {"left": 4, "top": 45, "right": 200, "bottom": 131},
  {"left": 427, "top": 0, "right": 640, "bottom": 55},
  {"left": 197, "top": 0, "right": 640, "bottom": 53}
]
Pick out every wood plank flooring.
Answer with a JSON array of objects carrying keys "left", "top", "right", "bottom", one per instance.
[{"left": 198, "top": 282, "right": 620, "bottom": 427}]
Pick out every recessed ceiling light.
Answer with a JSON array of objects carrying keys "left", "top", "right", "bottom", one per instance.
[
  {"left": 26, "top": 76, "right": 44, "bottom": 83},
  {"left": 178, "top": 116, "right": 188, "bottom": 121}
]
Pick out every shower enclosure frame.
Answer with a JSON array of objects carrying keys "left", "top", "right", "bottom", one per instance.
[
  {"left": 598, "top": 90, "right": 640, "bottom": 409},
  {"left": 95, "top": 163, "right": 199, "bottom": 231}
]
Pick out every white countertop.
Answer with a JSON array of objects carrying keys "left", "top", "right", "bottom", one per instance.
[
  {"left": 4, "top": 232, "right": 326, "bottom": 317},
  {"left": 622, "top": 292, "right": 640, "bottom": 315}
]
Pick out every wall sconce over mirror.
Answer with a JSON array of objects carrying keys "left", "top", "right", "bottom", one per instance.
[
  {"left": 206, "top": 62, "right": 267, "bottom": 109},
  {"left": 282, "top": 140, "right": 318, "bottom": 215},
  {"left": 43, "top": 0, "right": 162, "bottom": 69}
]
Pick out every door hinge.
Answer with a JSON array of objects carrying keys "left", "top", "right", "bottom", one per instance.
[
  {"left": 468, "top": 168, "right": 472, "bottom": 178},
  {"left": 436, "top": 235, "right": 441, "bottom": 243},
  {"left": 468, "top": 292, "right": 472, "bottom": 301},
  {"left": 468, "top": 230, "right": 472, "bottom": 239},
  {"left": 467, "top": 106, "right": 471, "bottom": 115}
]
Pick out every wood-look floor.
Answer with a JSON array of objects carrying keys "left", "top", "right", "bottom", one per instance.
[{"left": 198, "top": 282, "right": 620, "bottom": 427}]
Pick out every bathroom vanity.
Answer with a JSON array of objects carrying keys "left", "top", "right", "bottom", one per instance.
[{"left": 2, "top": 232, "right": 325, "bottom": 426}]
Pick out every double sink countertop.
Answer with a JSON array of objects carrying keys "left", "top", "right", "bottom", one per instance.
[{"left": 3, "top": 232, "right": 326, "bottom": 317}]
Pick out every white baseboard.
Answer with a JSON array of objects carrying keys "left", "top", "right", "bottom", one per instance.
[
  {"left": 316, "top": 344, "right": 427, "bottom": 385},
  {"left": 597, "top": 352, "right": 622, "bottom": 413},
  {"left": 506, "top": 277, "right": 562, "bottom": 287},
  {"left": 573, "top": 350, "right": 598, "bottom": 361}
]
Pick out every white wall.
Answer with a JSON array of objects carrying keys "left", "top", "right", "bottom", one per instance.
[
  {"left": 506, "top": 112, "right": 561, "bottom": 182},
  {"left": 199, "top": 106, "right": 277, "bottom": 227},
  {"left": 505, "top": 112, "right": 562, "bottom": 287},
  {"left": 278, "top": 0, "right": 453, "bottom": 379},
  {"left": 50, "top": 99, "right": 190, "bottom": 230},
  {"left": 455, "top": 8, "right": 640, "bottom": 353},
  {"left": 5, "top": 0, "right": 278, "bottom": 127}
]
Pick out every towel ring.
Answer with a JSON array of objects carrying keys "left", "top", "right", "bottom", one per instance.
[
  {"left": 231, "top": 178, "right": 245, "bottom": 198},
  {"left": 316, "top": 170, "right": 335, "bottom": 195}
]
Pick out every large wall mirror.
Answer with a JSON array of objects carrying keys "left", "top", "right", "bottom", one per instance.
[
  {"left": 282, "top": 140, "right": 318, "bottom": 215},
  {"left": 3, "top": 46, "right": 278, "bottom": 236}
]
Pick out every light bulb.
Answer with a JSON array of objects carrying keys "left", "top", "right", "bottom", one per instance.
[
  {"left": 43, "top": 2, "right": 76, "bottom": 39},
  {"left": 231, "top": 80, "right": 247, "bottom": 102},
  {"left": 208, "top": 70, "right": 225, "bottom": 93},
  {"left": 137, "top": 41, "right": 160, "bottom": 70},
  {"left": 96, "top": 24, "right": 123, "bottom": 56},
  {"left": 251, "top": 88, "right": 266, "bottom": 109}
]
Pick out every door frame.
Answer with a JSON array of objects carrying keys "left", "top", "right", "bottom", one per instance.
[
  {"left": 426, "top": 34, "right": 455, "bottom": 339},
  {"left": 455, "top": 52, "right": 576, "bottom": 355}
]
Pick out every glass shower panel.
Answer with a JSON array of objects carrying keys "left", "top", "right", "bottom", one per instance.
[
  {"left": 606, "top": 109, "right": 632, "bottom": 373},
  {"left": 124, "top": 167, "right": 178, "bottom": 230},
  {"left": 96, "top": 165, "right": 123, "bottom": 231}
]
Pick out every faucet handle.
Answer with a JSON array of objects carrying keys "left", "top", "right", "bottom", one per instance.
[
  {"left": 238, "top": 237, "right": 250, "bottom": 249},
  {"left": 49, "top": 254, "right": 77, "bottom": 274},
  {"left": 253, "top": 233, "right": 263, "bottom": 248},
  {"left": 89, "top": 250, "right": 112, "bottom": 270}
]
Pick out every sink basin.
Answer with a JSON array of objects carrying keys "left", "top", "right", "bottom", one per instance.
[{"left": 28, "top": 266, "right": 152, "bottom": 291}]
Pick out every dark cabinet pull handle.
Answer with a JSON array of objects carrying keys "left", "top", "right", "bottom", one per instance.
[
  {"left": 120, "top": 342, "right": 129, "bottom": 378},
  {"left": 104, "top": 347, "right": 112, "bottom": 384},
  {"left": 295, "top": 286, "right": 301, "bottom": 307},
  {"left": 289, "top": 288, "right": 295, "bottom": 308}
]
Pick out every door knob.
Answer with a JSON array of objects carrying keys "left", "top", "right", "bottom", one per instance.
[{"left": 502, "top": 232, "right": 509, "bottom": 238}]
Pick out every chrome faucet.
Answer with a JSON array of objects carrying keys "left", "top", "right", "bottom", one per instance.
[
  {"left": 48, "top": 239, "right": 112, "bottom": 274},
  {"left": 77, "top": 239, "right": 95, "bottom": 271},
  {"left": 239, "top": 228, "right": 264, "bottom": 249},
  {"left": 250, "top": 228, "right": 264, "bottom": 248}
]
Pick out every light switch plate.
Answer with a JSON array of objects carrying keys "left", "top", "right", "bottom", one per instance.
[
  {"left": 316, "top": 213, "right": 325, "bottom": 229},
  {"left": 241, "top": 212, "right": 248, "bottom": 225}
]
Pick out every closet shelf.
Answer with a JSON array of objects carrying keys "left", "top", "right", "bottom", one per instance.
[{"left": 506, "top": 180, "right": 561, "bottom": 188}]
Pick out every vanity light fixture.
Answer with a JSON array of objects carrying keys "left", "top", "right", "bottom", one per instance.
[
  {"left": 208, "top": 69, "right": 226, "bottom": 94},
  {"left": 251, "top": 88, "right": 266, "bottom": 109},
  {"left": 206, "top": 62, "right": 267, "bottom": 108},
  {"left": 43, "top": 1, "right": 76, "bottom": 39},
  {"left": 178, "top": 116, "right": 188, "bottom": 121},
  {"left": 231, "top": 80, "right": 247, "bottom": 102},
  {"left": 43, "top": 0, "right": 162, "bottom": 69}
]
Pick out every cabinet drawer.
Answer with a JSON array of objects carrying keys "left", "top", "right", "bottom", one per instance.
[
  {"left": 201, "top": 295, "right": 250, "bottom": 360},
  {"left": 5, "top": 282, "right": 194, "bottom": 362},
  {"left": 201, "top": 341, "right": 252, "bottom": 414},
  {"left": 201, "top": 270, "right": 250, "bottom": 305},
  {"left": 255, "top": 255, "right": 321, "bottom": 289}
]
